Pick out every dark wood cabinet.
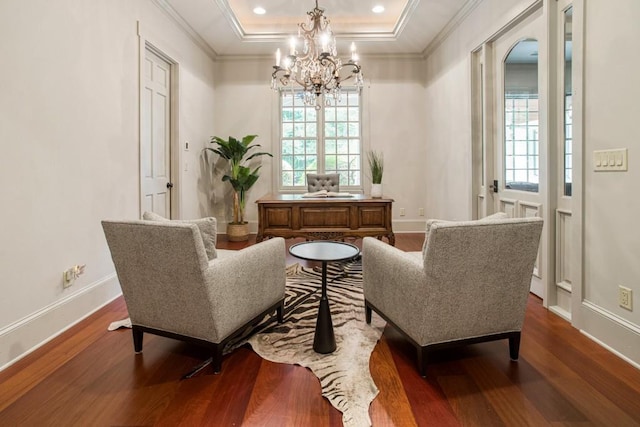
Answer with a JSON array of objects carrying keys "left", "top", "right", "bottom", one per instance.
[{"left": 256, "top": 194, "right": 395, "bottom": 245}]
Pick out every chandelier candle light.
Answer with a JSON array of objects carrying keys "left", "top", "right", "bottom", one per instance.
[{"left": 271, "top": 0, "right": 364, "bottom": 109}]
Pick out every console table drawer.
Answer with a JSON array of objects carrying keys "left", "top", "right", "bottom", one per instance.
[{"left": 300, "top": 207, "right": 350, "bottom": 228}]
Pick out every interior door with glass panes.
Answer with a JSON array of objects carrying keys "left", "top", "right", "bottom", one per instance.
[{"left": 491, "top": 6, "right": 547, "bottom": 299}]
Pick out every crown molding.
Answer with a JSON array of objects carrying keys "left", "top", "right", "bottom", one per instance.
[
  {"left": 152, "top": 0, "right": 218, "bottom": 61},
  {"left": 421, "top": 0, "right": 483, "bottom": 59},
  {"left": 215, "top": 0, "right": 420, "bottom": 43}
]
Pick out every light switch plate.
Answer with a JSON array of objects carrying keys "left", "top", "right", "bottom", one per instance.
[{"left": 594, "top": 148, "right": 628, "bottom": 172}]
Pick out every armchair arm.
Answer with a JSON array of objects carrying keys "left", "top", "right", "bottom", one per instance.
[
  {"left": 203, "top": 237, "right": 286, "bottom": 341},
  {"left": 363, "top": 237, "right": 427, "bottom": 342}
]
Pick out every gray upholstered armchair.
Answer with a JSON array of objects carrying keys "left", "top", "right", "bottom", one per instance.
[
  {"left": 307, "top": 173, "right": 340, "bottom": 192},
  {"left": 102, "top": 216, "right": 286, "bottom": 374},
  {"left": 363, "top": 214, "right": 543, "bottom": 376}
]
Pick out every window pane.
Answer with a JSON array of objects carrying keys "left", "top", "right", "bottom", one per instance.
[
  {"left": 325, "top": 155, "right": 337, "bottom": 169},
  {"left": 336, "top": 139, "right": 348, "bottom": 154},
  {"left": 282, "top": 171, "right": 293, "bottom": 186},
  {"left": 337, "top": 155, "right": 349, "bottom": 170},
  {"left": 325, "top": 139, "right": 336, "bottom": 154},
  {"left": 293, "top": 171, "right": 306, "bottom": 185},
  {"left": 325, "top": 123, "right": 336, "bottom": 137},
  {"left": 336, "top": 123, "right": 348, "bottom": 137},
  {"left": 282, "top": 95, "right": 294, "bottom": 107},
  {"left": 282, "top": 123, "right": 294, "bottom": 138},
  {"left": 349, "top": 139, "right": 360, "bottom": 154},
  {"left": 306, "top": 139, "right": 316, "bottom": 153},
  {"left": 336, "top": 107, "right": 348, "bottom": 121},
  {"left": 282, "top": 156, "right": 293, "bottom": 170},
  {"left": 306, "top": 108, "right": 317, "bottom": 122},
  {"left": 306, "top": 123, "right": 317, "bottom": 137},
  {"left": 325, "top": 108, "right": 335, "bottom": 122}
]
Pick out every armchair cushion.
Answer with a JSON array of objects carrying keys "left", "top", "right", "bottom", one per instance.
[{"left": 142, "top": 211, "right": 218, "bottom": 260}]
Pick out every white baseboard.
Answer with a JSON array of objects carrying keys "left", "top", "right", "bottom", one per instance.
[
  {"left": 0, "top": 274, "right": 122, "bottom": 372},
  {"left": 392, "top": 219, "right": 426, "bottom": 233},
  {"left": 580, "top": 300, "right": 640, "bottom": 369}
]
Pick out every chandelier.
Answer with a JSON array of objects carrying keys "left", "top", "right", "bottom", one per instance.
[{"left": 270, "top": 0, "right": 364, "bottom": 109}]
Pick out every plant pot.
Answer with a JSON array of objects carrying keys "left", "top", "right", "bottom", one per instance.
[
  {"left": 371, "top": 183, "right": 383, "bottom": 198},
  {"left": 227, "top": 222, "right": 249, "bottom": 242}
]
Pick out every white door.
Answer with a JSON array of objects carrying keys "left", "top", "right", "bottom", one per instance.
[
  {"left": 551, "top": 0, "right": 576, "bottom": 319},
  {"left": 141, "top": 48, "right": 172, "bottom": 218},
  {"left": 489, "top": 6, "right": 547, "bottom": 299}
]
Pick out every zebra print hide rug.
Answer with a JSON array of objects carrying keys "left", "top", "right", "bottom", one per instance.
[{"left": 246, "top": 261, "right": 386, "bottom": 427}]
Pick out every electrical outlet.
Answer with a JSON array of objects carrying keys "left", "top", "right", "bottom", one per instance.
[
  {"left": 63, "top": 264, "right": 86, "bottom": 289},
  {"left": 63, "top": 269, "right": 75, "bottom": 288},
  {"left": 419, "top": 208, "right": 424, "bottom": 216},
  {"left": 619, "top": 286, "right": 632, "bottom": 311},
  {"left": 399, "top": 208, "right": 405, "bottom": 216}
]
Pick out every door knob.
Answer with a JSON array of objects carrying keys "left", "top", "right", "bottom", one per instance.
[{"left": 166, "top": 182, "right": 174, "bottom": 189}]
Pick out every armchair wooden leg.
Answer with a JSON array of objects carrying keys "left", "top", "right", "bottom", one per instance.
[
  {"left": 132, "top": 327, "right": 143, "bottom": 354},
  {"left": 365, "top": 302, "right": 372, "bottom": 324},
  {"left": 509, "top": 332, "right": 521, "bottom": 360},
  {"left": 211, "top": 345, "right": 223, "bottom": 374},
  {"left": 417, "top": 346, "right": 428, "bottom": 378}
]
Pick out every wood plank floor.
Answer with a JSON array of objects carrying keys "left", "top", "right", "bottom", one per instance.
[{"left": 2, "top": 234, "right": 640, "bottom": 426}]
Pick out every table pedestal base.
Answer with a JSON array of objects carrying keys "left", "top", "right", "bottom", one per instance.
[{"left": 314, "top": 297, "right": 336, "bottom": 353}]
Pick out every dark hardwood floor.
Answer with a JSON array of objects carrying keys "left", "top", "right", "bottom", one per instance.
[{"left": 2, "top": 234, "right": 640, "bottom": 426}]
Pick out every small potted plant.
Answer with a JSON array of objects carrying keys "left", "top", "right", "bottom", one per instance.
[
  {"left": 368, "top": 150, "right": 384, "bottom": 198},
  {"left": 206, "top": 135, "right": 272, "bottom": 241}
]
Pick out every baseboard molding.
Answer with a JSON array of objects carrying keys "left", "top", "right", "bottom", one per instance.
[
  {"left": 549, "top": 305, "right": 571, "bottom": 322},
  {"left": 580, "top": 300, "right": 640, "bottom": 369},
  {"left": 0, "top": 274, "right": 122, "bottom": 372},
  {"left": 392, "top": 219, "right": 427, "bottom": 233}
]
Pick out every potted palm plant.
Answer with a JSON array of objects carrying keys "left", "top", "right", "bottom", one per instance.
[
  {"left": 206, "top": 134, "right": 272, "bottom": 241},
  {"left": 368, "top": 150, "right": 384, "bottom": 198}
]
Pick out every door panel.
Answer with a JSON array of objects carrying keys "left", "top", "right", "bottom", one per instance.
[
  {"left": 491, "top": 7, "right": 546, "bottom": 298},
  {"left": 141, "top": 48, "right": 172, "bottom": 218}
]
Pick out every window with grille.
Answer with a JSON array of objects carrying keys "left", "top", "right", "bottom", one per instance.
[
  {"left": 504, "top": 94, "right": 539, "bottom": 192},
  {"left": 279, "top": 89, "right": 362, "bottom": 190}
]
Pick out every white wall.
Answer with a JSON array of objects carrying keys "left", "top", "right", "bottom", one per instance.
[
  {"left": 0, "top": 0, "right": 216, "bottom": 369},
  {"left": 212, "top": 56, "right": 428, "bottom": 232},
  {"left": 423, "top": 0, "right": 640, "bottom": 366},
  {"left": 578, "top": 0, "right": 640, "bottom": 362}
]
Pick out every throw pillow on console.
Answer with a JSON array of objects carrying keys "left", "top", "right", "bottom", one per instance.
[{"left": 142, "top": 212, "right": 218, "bottom": 260}]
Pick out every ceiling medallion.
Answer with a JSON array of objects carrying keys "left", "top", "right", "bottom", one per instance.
[{"left": 270, "top": 0, "right": 364, "bottom": 109}]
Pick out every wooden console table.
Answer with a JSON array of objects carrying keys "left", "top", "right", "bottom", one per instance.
[{"left": 255, "top": 194, "right": 395, "bottom": 245}]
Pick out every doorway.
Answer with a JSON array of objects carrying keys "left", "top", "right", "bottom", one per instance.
[
  {"left": 140, "top": 46, "right": 173, "bottom": 218},
  {"left": 473, "top": 4, "right": 547, "bottom": 299}
]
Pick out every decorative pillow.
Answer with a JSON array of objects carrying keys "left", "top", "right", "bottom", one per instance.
[{"left": 142, "top": 212, "right": 218, "bottom": 260}]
